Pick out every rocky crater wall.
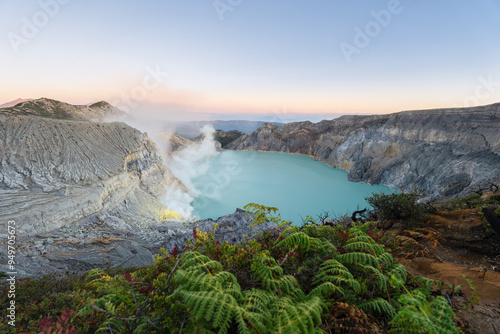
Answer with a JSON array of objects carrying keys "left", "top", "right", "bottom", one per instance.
[{"left": 0, "top": 113, "right": 183, "bottom": 236}]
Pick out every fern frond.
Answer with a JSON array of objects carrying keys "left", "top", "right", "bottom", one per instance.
[
  {"left": 177, "top": 290, "right": 239, "bottom": 333},
  {"left": 337, "top": 252, "right": 378, "bottom": 267},
  {"left": 271, "top": 296, "right": 324, "bottom": 334},
  {"left": 344, "top": 241, "right": 385, "bottom": 255},
  {"left": 390, "top": 290, "right": 460, "bottom": 333},
  {"left": 308, "top": 282, "right": 345, "bottom": 298},
  {"left": 319, "top": 238, "right": 337, "bottom": 254},
  {"left": 179, "top": 251, "right": 223, "bottom": 275},
  {"left": 314, "top": 259, "right": 361, "bottom": 293},
  {"left": 252, "top": 253, "right": 300, "bottom": 296},
  {"left": 176, "top": 270, "right": 242, "bottom": 299},
  {"left": 414, "top": 275, "right": 441, "bottom": 292},
  {"left": 281, "top": 225, "right": 300, "bottom": 236},
  {"left": 241, "top": 289, "right": 273, "bottom": 313},
  {"left": 377, "top": 252, "right": 396, "bottom": 266},
  {"left": 358, "top": 264, "right": 388, "bottom": 292},
  {"left": 386, "top": 263, "right": 407, "bottom": 284},
  {"left": 275, "top": 231, "right": 322, "bottom": 253},
  {"left": 346, "top": 228, "right": 377, "bottom": 243},
  {"left": 252, "top": 253, "right": 284, "bottom": 280},
  {"left": 357, "top": 297, "right": 396, "bottom": 318}
]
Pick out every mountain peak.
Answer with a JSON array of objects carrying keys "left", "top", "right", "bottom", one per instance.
[{"left": 89, "top": 101, "right": 114, "bottom": 109}]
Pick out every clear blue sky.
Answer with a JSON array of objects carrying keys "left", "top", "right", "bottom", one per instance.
[{"left": 1, "top": 0, "right": 499, "bottom": 119}]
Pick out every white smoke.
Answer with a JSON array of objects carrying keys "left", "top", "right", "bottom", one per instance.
[
  {"left": 161, "top": 186, "right": 196, "bottom": 218},
  {"left": 165, "top": 125, "right": 219, "bottom": 197},
  {"left": 104, "top": 111, "right": 218, "bottom": 220}
]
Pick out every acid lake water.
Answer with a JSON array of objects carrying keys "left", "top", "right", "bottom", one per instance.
[{"left": 191, "top": 151, "right": 395, "bottom": 224}]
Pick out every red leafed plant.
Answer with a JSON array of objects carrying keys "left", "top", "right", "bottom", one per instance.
[{"left": 40, "top": 309, "right": 76, "bottom": 334}]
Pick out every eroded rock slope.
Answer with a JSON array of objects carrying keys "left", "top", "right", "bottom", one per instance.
[
  {"left": 0, "top": 99, "right": 192, "bottom": 275},
  {"left": 0, "top": 113, "right": 184, "bottom": 235}
]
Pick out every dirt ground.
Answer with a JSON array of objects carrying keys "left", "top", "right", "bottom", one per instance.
[{"left": 385, "top": 209, "right": 500, "bottom": 333}]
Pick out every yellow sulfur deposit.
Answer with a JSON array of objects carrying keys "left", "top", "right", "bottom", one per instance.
[{"left": 161, "top": 209, "right": 183, "bottom": 221}]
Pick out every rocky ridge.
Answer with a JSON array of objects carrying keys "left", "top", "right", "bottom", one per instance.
[
  {"left": 0, "top": 98, "right": 124, "bottom": 121},
  {"left": 228, "top": 103, "right": 500, "bottom": 199}
]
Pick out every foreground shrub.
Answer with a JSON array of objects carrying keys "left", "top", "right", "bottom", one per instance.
[
  {"left": 389, "top": 279, "right": 459, "bottom": 333},
  {"left": 366, "top": 190, "right": 431, "bottom": 225}
]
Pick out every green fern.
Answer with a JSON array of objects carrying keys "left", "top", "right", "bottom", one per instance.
[
  {"left": 80, "top": 270, "right": 155, "bottom": 333},
  {"left": 389, "top": 289, "right": 459, "bottom": 334},
  {"left": 319, "top": 237, "right": 337, "bottom": 254},
  {"left": 271, "top": 296, "right": 324, "bottom": 334},
  {"left": 251, "top": 252, "right": 301, "bottom": 297},
  {"left": 178, "top": 251, "right": 224, "bottom": 275},
  {"left": 54, "top": 205, "right": 465, "bottom": 334},
  {"left": 173, "top": 251, "right": 269, "bottom": 333},
  {"left": 314, "top": 259, "right": 360, "bottom": 293},
  {"left": 358, "top": 298, "right": 396, "bottom": 318},
  {"left": 275, "top": 227, "right": 323, "bottom": 253},
  {"left": 337, "top": 252, "right": 379, "bottom": 267},
  {"left": 172, "top": 251, "right": 327, "bottom": 333},
  {"left": 338, "top": 228, "right": 407, "bottom": 295},
  {"left": 308, "top": 282, "right": 344, "bottom": 298},
  {"left": 244, "top": 203, "right": 288, "bottom": 228},
  {"left": 344, "top": 241, "right": 385, "bottom": 254}
]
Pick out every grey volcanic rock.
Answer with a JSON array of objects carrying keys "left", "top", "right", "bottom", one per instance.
[
  {"left": 228, "top": 103, "right": 500, "bottom": 198},
  {"left": 152, "top": 208, "right": 272, "bottom": 253},
  {"left": 0, "top": 209, "right": 268, "bottom": 277},
  {"left": 0, "top": 113, "right": 183, "bottom": 236}
]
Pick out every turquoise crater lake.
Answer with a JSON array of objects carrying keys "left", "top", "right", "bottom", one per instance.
[{"left": 191, "top": 151, "right": 395, "bottom": 224}]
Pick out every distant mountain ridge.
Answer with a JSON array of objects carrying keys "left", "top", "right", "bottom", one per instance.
[
  {"left": 171, "top": 120, "right": 284, "bottom": 139},
  {"left": 0, "top": 97, "right": 124, "bottom": 121},
  {"left": 228, "top": 103, "right": 500, "bottom": 199}
]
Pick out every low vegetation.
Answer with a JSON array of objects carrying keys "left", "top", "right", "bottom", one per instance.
[
  {"left": 365, "top": 189, "right": 432, "bottom": 226},
  {"left": 1, "top": 194, "right": 470, "bottom": 333},
  {"left": 441, "top": 190, "right": 500, "bottom": 235},
  {"left": 444, "top": 192, "right": 500, "bottom": 211}
]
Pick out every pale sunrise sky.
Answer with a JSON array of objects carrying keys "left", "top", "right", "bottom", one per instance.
[{"left": 1, "top": 0, "right": 500, "bottom": 120}]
